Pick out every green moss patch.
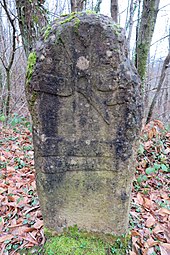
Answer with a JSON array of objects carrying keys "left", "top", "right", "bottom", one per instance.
[
  {"left": 44, "top": 24, "right": 52, "bottom": 40},
  {"left": 26, "top": 51, "right": 37, "bottom": 85},
  {"left": 43, "top": 226, "right": 130, "bottom": 255},
  {"left": 59, "top": 12, "right": 77, "bottom": 25}
]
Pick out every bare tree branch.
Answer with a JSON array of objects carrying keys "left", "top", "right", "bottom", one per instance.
[
  {"left": 0, "top": 0, "right": 16, "bottom": 71},
  {"left": 146, "top": 52, "right": 170, "bottom": 123}
]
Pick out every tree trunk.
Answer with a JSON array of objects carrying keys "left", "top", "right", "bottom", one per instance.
[
  {"left": 127, "top": 0, "right": 136, "bottom": 50},
  {"left": 111, "top": 0, "right": 119, "bottom": 23},
  {"left": 135, "top": 0, "right": 160, "bottom": 81},
  {"left": 146, "top": 52, "right": 170, "bottom": 123},
  {"left": 71, "top": 0, "right": 84, "bottom": 12},
  {"left": 0, "top": 0, "right": 16, "bottom": 118},
  {"left": 5, "top": 70, "right": 11, "bottom": 117},
  {"left": 94, "top": 0, "right": 102, "bottom": 13},
  {"left": 15, "top": 0, "right": 47, "bottom": 57},
  {"left": 71, "top": 0, "right": 76, "bottom": 12}
]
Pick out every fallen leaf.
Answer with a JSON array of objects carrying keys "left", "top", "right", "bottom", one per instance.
[
  {"left": 0, "top": 217, "right": 4, "bottom": 232},
  {"left": 159, "top": 243, "right": 170, "bottom": 255},
  {"left": 0, "top": 234, "right": 13, "bottom": 243},
  {"left": 148, "top": 129, "right": 154, "bottom": 139},
  {"left": 130, "top": 251, "right": 137, "bottom": 255},
  {"left": 136, "top": 193, "right": 144, "bottom": 205},
  {"left": 131, "top": 230, "right": 142, "bottom": 237},
  {"left": 0, "top": 156, "right": 6, "bottom": 162},
  {"left": 147, "top": 247, "right": 155, "bottom": 255},
  {"left": 153, "top": 224, "right": 163, "bottom": 234},
  {"left": 154, "top": 120, "right": 164, "bottom": 129},
  {"left": 144, "top": 140, "right": 153, "bottom": 150},
  {"left": 158, "top": 208, "right": 170, "bottom": 216},
  {"left": 32, "top": 218, "right": 43, "bottom": 229},
  {"left": 143, "top": 197, "right": 153, "bottom": 209},
  {"left": 147, "top": 236, "right": 159, "bottom": 247},
  {"left": 145, "top": 215, "right": 156, "bottom": 228}
]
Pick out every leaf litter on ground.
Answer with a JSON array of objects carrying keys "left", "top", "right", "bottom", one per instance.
[{"left": 0, "top": 119, "right": 169, "bottom": 254}]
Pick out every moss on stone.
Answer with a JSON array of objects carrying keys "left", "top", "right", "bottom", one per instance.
[
  {"left": 26, "top": 51, "right": 37, "bottom": 85},
  {"left": 44, "top": 227, "right": 58, "bottom": 238},
  {"left": 19, "top": 246, "right": 43, "bottom": 255},
  {"left": 85, "top": 10, "right": 96, "bottom": 15},
  {"left": 44, "top": 24, "right": 52, "bottom": 40},
  {"left": 60, "top": 12, "right": 77, "bottom": 25},
  {"left": 60, "top": 13, "right": 70, "bottom": 17},
  {"left": 74, "top": 17, "right": 81, "bottom": 33},
  {"left": 29, "top": 91, "right": 37, "bottom": 110},
  {"left": 43, "top": 226, "right": 130, "bottom": 255}
]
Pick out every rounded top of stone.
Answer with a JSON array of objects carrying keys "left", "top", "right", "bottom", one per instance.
[{"left": 40, "top": 12, "right": 125, "bottom": 46}]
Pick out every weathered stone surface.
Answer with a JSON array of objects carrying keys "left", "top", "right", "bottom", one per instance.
[{"left": 26, "top": 13, "right": 143, "bottom": 235}]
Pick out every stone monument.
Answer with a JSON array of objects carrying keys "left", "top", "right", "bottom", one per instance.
[{"left": 26, "top": 13, "right": 143, "bottom": 235}]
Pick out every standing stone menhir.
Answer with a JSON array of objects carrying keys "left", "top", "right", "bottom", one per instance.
[{"left": 26, "top": 13, "right": 143, "bottom": 236}]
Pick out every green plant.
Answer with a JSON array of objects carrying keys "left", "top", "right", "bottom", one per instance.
[
  {"left": 0, "top": 114, "right": 6, "bottom": 122},
  {"left": 136, "top": 174, "right": 148, "bottom": 184}
]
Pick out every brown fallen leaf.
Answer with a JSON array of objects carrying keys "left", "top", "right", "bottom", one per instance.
[
  {"left": 130, "top": 251, "right": 137, "bottom": 255},
  {"left": 143, "top": 197, "right": 153, "bottom": 210},
  {"left": 0, "top": 234, "right": 13, "bottom": 243},
  {"left": 0, "top": 217, "right": 4, "bottom": 232},
  {"left": 159, "top": 243, "right": 170, "bottom": 255},
  {"left": 146, "top": 247, "right": 155, "bottom": 255},
  {"left": 0, "top": 242, "right": 6, "bottom": 255},
  {"left": 136, "top": 193, "right": 144, "bottom": 205},
  {"left": 24, "top": 227, "right": 36, "bottom": 233},
  {"left": 145, "top": 215, "right": 156, "bottom": 228},
  {"left": 144, "top": 140, "right": 153, "bottom": 150},
  {"left": 0, "top": 155, "right": 6, "bottom": 162},
  {"left": 158, "top": 208, "right": 170, "bottom": 216},
  {"left": 146, "top": 236, "right": 159, "bottom": 247},
  {"left": 32, "top": 218, "right": 43, "bottom": 229},
  {"left": 165, "top": 132, "right": 170, "bottom": 138},
  {"left": 154, "top": 120, "right": 164, "bottom": 129},
  {"left": 153, "top": 232, "right": 167, "bottom": 242},
  {"left": 131, "top": 230, "right": 142, "bottom": 237},
  {"left": 153, "top": 224, "right": 164, "bottom": 234},
  {"left": 0, "top": 188, "right": 6, "bottom": 194}
]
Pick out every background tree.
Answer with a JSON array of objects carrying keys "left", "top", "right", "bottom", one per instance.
[
  {"left": 135, "top": 0, "right": 160, "bottom": 81},
  {"left": 111, "top": 0, "right": 118, "bottom": 23},
  {"left": 0, "top": 0, "right": 17, "bottom": 118},
  {"left": 71, "top": 0, "right": 84, "bottom": 12},
  {"left": 15, "top": 0, "right": 48, "bottom": 57}
]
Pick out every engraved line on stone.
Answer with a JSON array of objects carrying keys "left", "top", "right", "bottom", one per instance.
[
  {"left": 38, "top": 156, "right": 115, "bottom": 158},
  {"left": 34, "top": 75, "right": 127, "bottom": 125},
  {"left": 77, "top": 90, "right": 110, "bottom": 125},
  {"left": 37, "top": 169, "right": 118, "bottom": 174}
]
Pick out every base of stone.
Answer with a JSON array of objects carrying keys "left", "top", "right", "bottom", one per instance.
[{"left": 43, "top": 225, "right": 131, "bottom": 255}]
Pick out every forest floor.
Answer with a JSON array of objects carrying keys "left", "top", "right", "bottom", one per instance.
[{"left": 0, "top": 117, "right": 170, "bottom": 255}]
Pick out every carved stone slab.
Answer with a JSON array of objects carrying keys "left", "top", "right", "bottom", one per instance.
[{"left": 27, "top": 13, "right": 143, "bottom": 235}]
